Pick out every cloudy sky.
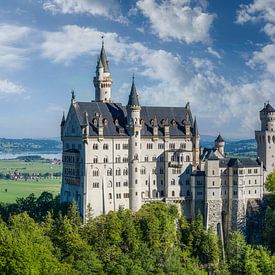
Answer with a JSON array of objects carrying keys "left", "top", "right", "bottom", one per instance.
[{"left": 0, "top": 0, "right": 275, "bottom": 139}]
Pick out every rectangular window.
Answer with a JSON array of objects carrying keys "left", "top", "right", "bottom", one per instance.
[
  {"left": 123, "top": 144, "right": 128, "bottom": 150},
  {"left": 115, "top": 144, "right": 120, "bottom": 150},
  {"left": 248, "top": 169, "right": 252, "bottom": 174},
  {"left": 116, "top": 182, "right": 121, "bottom": 187},
  {"left": 158, "top": 143, "right": 164, "bottom": 149},
  {"left": 254, "top": 169, "right": 258, "bottom": 174},
  {"left": 116, "top": 193, "right": 121, "bottom": 199},
  {"left": 93, "top": 182, "right": 99, "bottom": 188},
  {"left": 169, "top": 143, "right": 175, "bottom": 149},
  {"left": 123, "top": 193, "right": 129, "bottom": 198},
  {"left": 147, "top": 143, "right": 153, "bottom": 149}
]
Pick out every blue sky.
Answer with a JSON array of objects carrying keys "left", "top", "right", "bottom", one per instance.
[{"left": 0, "top": 0, "right": 275, "bottom": 139}]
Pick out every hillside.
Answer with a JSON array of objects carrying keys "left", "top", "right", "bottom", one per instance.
[{"left": 0, "top": 136, "right": 257, "bottom": 158}]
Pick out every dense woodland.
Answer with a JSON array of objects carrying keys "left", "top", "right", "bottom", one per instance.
[{"left": 0, "top": 191, "right": 274, "bottom": 274}]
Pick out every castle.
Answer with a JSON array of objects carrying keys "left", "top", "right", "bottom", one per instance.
[{"left": 60, "top": 42, "right": 272, "bottom": 236}]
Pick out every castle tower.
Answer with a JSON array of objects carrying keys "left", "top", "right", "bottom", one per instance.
[
  {"left": 127, "top": 77, "right": 142, "bottom": 211},
  {"left": 205, "top": 152, "right": 223, "bottom": 232},
  {"left": 214, "top": 134, "right": 225, "bottom": 156},
  {"left": 255, "top": 102, "right": 275, "bottom": 176},
  {"left": 93, "top": 40, "right": 112, "bottom": 102},
  {"left": 60, "top": 112, "right": 66, "bottom": 137},
  {"left": 192, "top": 117, "right": 200, "bottom": 167}
]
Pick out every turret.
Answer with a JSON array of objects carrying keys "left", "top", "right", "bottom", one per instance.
[
  {"left": 214, "top": 134, "right": 225, "bottom": 156},
  {"left": 127, "top": 76, "right": 142, "bottom": 211},
  {"left": 93, "top": 39, "right": 112, "bottom": 102},
  {"left": 192, "top": 117, "right": 200, "bottom": 167},
  {"left": 60, "top": 112, "right": 66, "bottom": 137}
]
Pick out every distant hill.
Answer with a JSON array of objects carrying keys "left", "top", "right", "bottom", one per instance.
[
  {"left": 200, "top": 135, "right": 257, "bottom": 158},
  {"left": 0, "top": 138, "right": 62, "bottom": 154},
  {"left": 0, "top": 136, "right": 257, "bottom": 158}
]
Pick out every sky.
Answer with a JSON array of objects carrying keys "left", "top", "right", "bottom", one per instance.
[{"left": 0, "top": 0, "right": 275, "bottom": 139}]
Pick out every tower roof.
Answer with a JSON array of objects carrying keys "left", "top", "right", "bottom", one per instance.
[
  {"left": 261, "top": 102, "right": 275, "bottom": 112},
  {"left": 60, "top": 112, "right": 66, "bottom": 126},
  {"left": 193, "top": 117, "right": 198, "bottom": 136},
  {"left": 127, "top": 76, "right": 140, "bottom": 107},
  {"left": 99, "top": 41, "right": 110, "bottom": 73},
  {"left": 215, "top": 134, "right": 224, "bottom": 143}
]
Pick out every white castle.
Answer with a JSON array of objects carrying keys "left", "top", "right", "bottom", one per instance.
[{"left": 60, "top": 42, "right": 272, "bottom": 236}]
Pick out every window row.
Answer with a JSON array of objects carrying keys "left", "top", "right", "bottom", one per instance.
[
  {"left": 92, "top": 156, "right": 128, "bottom": 163},
  {"left": 92, "top": 143, "right": 128, "bottom": 150},
  {"left": 92, "top": 168, "right": 128, "bottom": 177}
]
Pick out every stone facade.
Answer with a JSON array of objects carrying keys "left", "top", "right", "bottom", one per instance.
[{"left": 60, "top": 43, "right": 266, "bottom": 237}]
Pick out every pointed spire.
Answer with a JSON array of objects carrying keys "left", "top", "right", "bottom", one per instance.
[
  {"left": 193, "top": 117, "right": 198, "bottom": 136},
  {"left": 61, "top": 112, "right": 66, "bottom": 126},
  {"left": 99, "top": 36, "right": 109, "bottom": 73},
  {"left": 71, "top": 90, "right": 76, "bottom": 103},
  {"left": 127, "top": 75, "right": 140, "bottom": 107},
  {"left": 215, "top": 133, "right": 224, "bottom": 143}
]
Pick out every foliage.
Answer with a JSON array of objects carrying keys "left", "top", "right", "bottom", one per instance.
[
  {"left": 265, "top": 171, "right": 275, "bottom": 193},
  {"left": 0, "top": 199, "right": 274, "bottom": 274}
]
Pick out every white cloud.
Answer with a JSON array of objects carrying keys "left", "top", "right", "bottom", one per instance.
[
  {"left": 0, "top": 79, "right": 24, "bottom": 95},
  {"left": 0, "top": 24, "right": 33, "bottom": 70},
  {"left": 136, "top": 0, "right": 215, "bottom": 43},
  {"left": 236, "top": 0, "right": 275, "bottom": 24},
  {"left": 207, "top": 47, "right": 221, "bottom": 59},
  {"left": 43, "top": 0, "right": 127, "bottom": 23},
  {"left": 40, "top": 24, "right": 275, "bottom": 138}
]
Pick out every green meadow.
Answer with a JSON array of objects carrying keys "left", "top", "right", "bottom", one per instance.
[{"left": 0, "top": 159, "right": 62, "bottom": 203}]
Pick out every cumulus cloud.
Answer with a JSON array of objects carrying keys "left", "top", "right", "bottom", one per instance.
[
  {"left": 136, "top": 0, "right": 215, "bottom": 43},
  {"left": 43, "top": 0, "right": 127, "bottom": 23},
  {"left": 0, "top": 79, "right": 24, "bottom": 95},
  {"left": 0, "top": 24, "right": 33, "bottom": 70},
  {"left": 236, "top": 0, "right": 275, "bottom": 24},
  {"left": 40, "top": 24, "right": 274, "bottom": 138}
]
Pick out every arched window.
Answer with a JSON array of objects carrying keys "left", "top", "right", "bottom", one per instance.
[
  {"left": 107, "top": 181, "right": 112, "bottom": 188},
  {"left": 116, "top": 168, "right": 121, "bottom": 176},
  {"left": 107, "top": 168, "right": 112, "bottom": 176},
  {"left": 152, "top": 189, "right": 157, "bottom": 198},
  {"left": 172, "top": 191, "right": 175, "bottom": 197},
  {"left": 93, "top": 156, "right": 98, "bottom": 163},
  {"left": 93, "top": 144, "right": 98, "bottom": 150},
  {"left": 140, "top": 167, "right": 146, "bottom": 175},
  {"left": 103, "top": 144, "right": 109, "bottom": 150},
  {"left": 109, "top": 193, "right": 112, "bottom": 199},
  {"left": 186, "top": 155, "right": 190, "bottom": 162},
  {"left": 123, "top": 168, "right": 128, "bottom": 176},
  {"left": 93, "top": 168, "right": 99, "bottom": 177},
  {"left": 103, "top": 156, "right": 108, "bottom": 163},
  {"left": 268, "top": 135, "right": 271, "bottom": 143},
  {"left": 116, "top": 156, "right": 121, "bottom": 163},
  {"left": 171, "top": 179, "right": 175, "bottom": 185},
  {"left": 273, "top": 136, "right": 275, "bottom": 144}
]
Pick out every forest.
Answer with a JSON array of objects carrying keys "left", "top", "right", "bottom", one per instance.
[{"left": 0, "top": 191, "right": 274, "bottom": 274}]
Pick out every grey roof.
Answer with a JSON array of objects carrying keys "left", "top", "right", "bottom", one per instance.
[
  {"left": 127, "top": 79, "right": 140, "bottom": 107},
  {"left": 261, "top": 103, "right": 275, "bottom": 113},
  {"left": 191, "top": 170, "right": 205, "bottom": 176},
  {"left": 219, "top": 158, "right": 261, "bottom": 168},
  {"left": 200, "top": 148, "right": 217, "bottom": 160},
  {"left": 72, "top": 101, "right": 192, "bottom": 137},
  {"left": 207, "top": 151, "right": 219, "bottom": 160},
  {"left": 215, "top": 134, "right": 224, "bottom": 143},
  {"left": 99, "top": 44, "right": 109, "bottom": 73}
]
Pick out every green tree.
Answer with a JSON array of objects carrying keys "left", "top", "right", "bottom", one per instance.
[{"left": 265, "top": 171, "right": 275, "bottom": 193}]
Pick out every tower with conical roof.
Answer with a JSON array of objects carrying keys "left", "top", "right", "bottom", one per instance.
[
  {"left": 127, "top": 76, "right": 142, "bottom": 211},
  {"left": 93, "top": 39, "right": 112, "bottom": 102},
  {"left": 214, "top": 134, "right": 225, "bottom": 156},
  {"left": 255, "top": 102, "right": 275, "bottom": 176}
]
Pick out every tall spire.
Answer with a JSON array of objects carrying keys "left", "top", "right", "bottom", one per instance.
[
  {"left": 99, "top": 36, "right": 109, "bottom": 73},
  {"left": 193, "top": 117, "right": 198, "bottom": 136},
  {"left": 127, "top": 75, "right": 140, "bottom": 107},
  {"left": 93, "top": 38, "right": 112, "bottom": 102},
  {"left": 61, "top": 112, "right": 66, "bottom": 126}
]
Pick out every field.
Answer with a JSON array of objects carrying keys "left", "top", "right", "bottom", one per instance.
[
  {"left": 0, "top": 179, "right": 61, "bottom": 203},
  {"left": 0, "top": 159, "right": 61, "bottom": 174},
  {"left": 0, "top": 159, "right": 62, "bottom": 203}
]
